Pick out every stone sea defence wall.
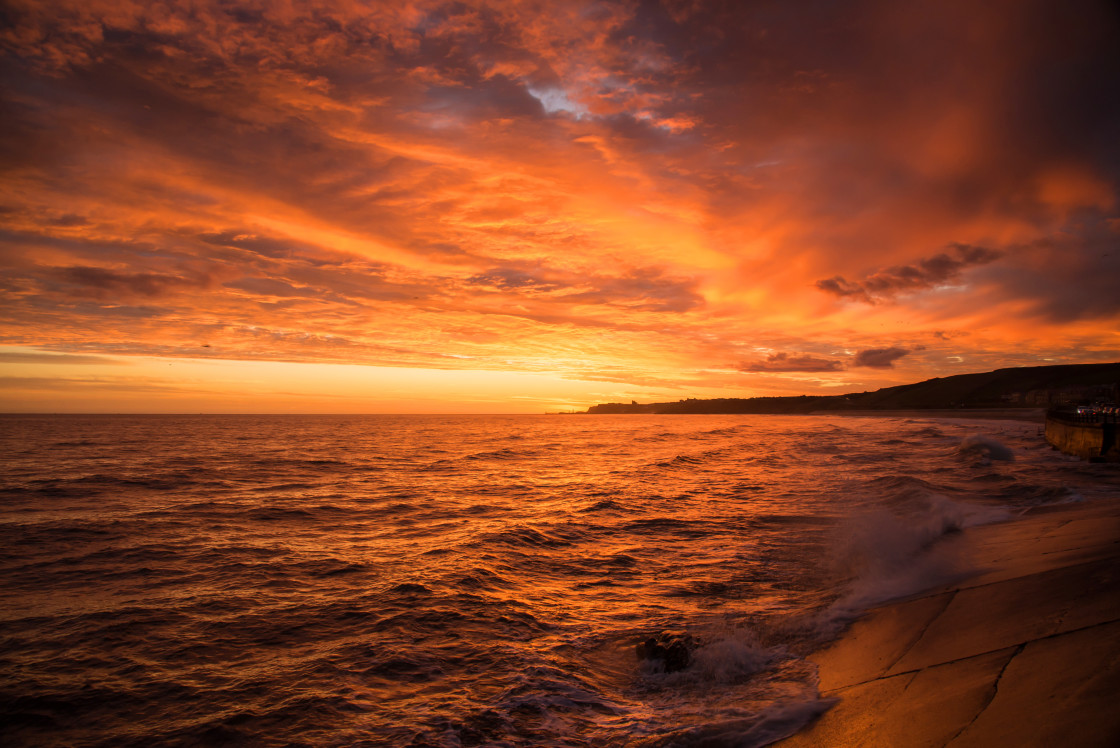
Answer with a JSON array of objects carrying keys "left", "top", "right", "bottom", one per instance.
[{"left": 1045, "top": 414, "right": 1120, "bottom": 461}]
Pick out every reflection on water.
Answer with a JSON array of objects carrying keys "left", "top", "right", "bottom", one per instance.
[{"left": 1, "top": 414, "right": 1114, "bottom": 746}]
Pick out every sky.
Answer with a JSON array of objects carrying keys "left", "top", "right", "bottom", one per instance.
[{"left": 2, "top": 0, "right": 1119, "bottom": 413}]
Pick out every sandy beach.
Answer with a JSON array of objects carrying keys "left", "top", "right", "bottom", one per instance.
[{"left": 778, "top": 498, "right": 1120, "bottom": 747}]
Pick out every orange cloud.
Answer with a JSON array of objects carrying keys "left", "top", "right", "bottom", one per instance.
[{"left": 1, "top": 0, "right": 1118, "bottom": 411}]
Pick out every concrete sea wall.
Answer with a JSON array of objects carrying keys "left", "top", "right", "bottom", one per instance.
[{"left": 1045, "top": 416, "right": 1120, "bottom": 461}]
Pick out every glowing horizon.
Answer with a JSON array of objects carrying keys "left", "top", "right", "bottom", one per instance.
[{"left": 2, "top": 0, "right": 1118, "bottom": 413}]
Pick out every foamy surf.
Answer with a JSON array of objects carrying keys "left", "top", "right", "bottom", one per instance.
[{"left": 823, "top": 493, "right": 1011, "bottom": 621}]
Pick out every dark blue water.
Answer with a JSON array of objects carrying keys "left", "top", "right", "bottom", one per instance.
[{"left": 1, "top": 414, "right": 1114, "bottom": 746}]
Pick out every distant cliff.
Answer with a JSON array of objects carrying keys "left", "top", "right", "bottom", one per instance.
[{"left": 583, "top": 362, "right": 1120, "bottom": 414}]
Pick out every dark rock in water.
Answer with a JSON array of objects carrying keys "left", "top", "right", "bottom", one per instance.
[{"left": 636, "top": 630, "right": 697, "bottom": 672}]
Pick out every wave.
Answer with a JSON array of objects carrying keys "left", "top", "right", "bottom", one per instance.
[
  {"left": 824, "top": 493, "right": 1010, "bottom": 618},
  {"left": 862, "top": 474, "right": 951, "bottom": 502},
  {"left": 248, "top": 482, "right": 323, "bottom": 493},
  {"left": 451, "top": 567, "right": 512, "bottom": 590},
  {"left": 474, "top": 525, "right": 576, "bottom": 549},
  {"left": 638, "top": 627, "right": 778, "bottom": 684},
  {"left": 466, "top": 448, "right": 530, "bottom": 461},
  {"left": 959, "top": 434, "right": 1015, "bottom": 462},
  {"left": 993, "top": 481, "right": 1086, "bottom": 506},
  {"left": 753, "top": 513, "right": 834, "bottom": 527},
  {"left": 906, "top": 425, "right": 946, "bottom": 438},
  {"left": 249, "top": 457, "right": 350, "bottom": 468},
  {"left": 624, "top": 517, "right": 708, "bottom": 535},
  {"left": 632, "top": 698, "right": 836, "bottom": 748},
  {"left": 292, "top": 559, "right": 370, "bottom": 577},
  {"left": 687, "top": 635, "right": 776, "bottom": 683},
  {"left": 419, "top": 446, "right": 534, "bottom": 470},
  {"left": 22, "top": 473, "right": 203, "bottom": 493},
  {"left": 652, "top": 447, "right": 732, "bottom": 469},
  {"left": 656, "top": 453, "right": 706, "bottom": 468},
  {"left": 246, "top": 507, "right": 316, "bottom": 521},
  {"left": 581, "top": 498, "right": 625, "bottom": 512},
  {"left": 384, "top": 581, "right": 434, "bottom": 595},
  {"left": 668, "top": 579, "right": 735, "bottom": 597},
  {"left": 700, "top": 425, "right": 749, "bottom": 437},
  {"left": 636, "top": 431, "right": 684, "bottom": 443}
]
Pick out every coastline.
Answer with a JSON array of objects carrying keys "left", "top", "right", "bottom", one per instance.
[
  {"left": 777, "top": 498, "right": 1120, "bottom": 747},
  {"left": 812, "top": 408, "right": 1047, "bottom": 423}
]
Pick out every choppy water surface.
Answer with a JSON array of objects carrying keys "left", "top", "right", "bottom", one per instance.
[{"left": 2, "top": 414, "right": 1117, "bottom": 746}]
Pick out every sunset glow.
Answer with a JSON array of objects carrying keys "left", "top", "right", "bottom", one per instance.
[{"left": 2, "top": 0, "right": 1118, "bottom": 412}]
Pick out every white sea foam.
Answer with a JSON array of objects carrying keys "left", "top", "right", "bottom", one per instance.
[{"left": 685, "top": 632, "right": 776, "bottom": 683}]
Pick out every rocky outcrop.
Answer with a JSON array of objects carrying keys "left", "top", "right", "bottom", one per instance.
[{"left": 636, "top": 630, "right": 698, "bottom": 672}]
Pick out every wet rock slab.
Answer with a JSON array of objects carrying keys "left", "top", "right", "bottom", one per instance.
[
  {"left": 780, "top": 501, "right": 1120, "bottom": 747},
  {"left": 635, "top": 630, "right": 698, "bottom": 673}
]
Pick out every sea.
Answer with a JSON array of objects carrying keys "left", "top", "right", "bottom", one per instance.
[{"left": 2, "top": 413, "right": 1118, "bottom": 747}]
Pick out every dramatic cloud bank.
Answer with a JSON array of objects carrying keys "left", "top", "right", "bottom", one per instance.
[{"left": 1, "top": 0, "right": 1118, "bottom": 410}]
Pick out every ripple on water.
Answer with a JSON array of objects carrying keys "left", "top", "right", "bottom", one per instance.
[{"left": 0, "top": 413, "right": 1102, "bottom": 746}]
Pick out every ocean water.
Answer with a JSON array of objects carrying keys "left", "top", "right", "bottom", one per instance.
[{"left": 2, "top": 413, "right": 1117, "bottom": 747}]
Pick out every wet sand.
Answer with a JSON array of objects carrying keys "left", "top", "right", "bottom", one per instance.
[{"left": 778, "top": 499, "right": 1120, "bottom": 747}]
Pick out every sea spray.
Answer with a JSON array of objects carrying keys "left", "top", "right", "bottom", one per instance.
[{"left": 823, "top": 493, "right": 1011, "bottom": 619}]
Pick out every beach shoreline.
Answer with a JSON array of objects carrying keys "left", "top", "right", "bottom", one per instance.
[{"left": 776, "top": 497, "right": 1120, "bottom": 747}]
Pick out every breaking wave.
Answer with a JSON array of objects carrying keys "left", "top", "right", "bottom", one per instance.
[{"left": 959, "top": 434, "right": 1015, "bottom": 462}]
